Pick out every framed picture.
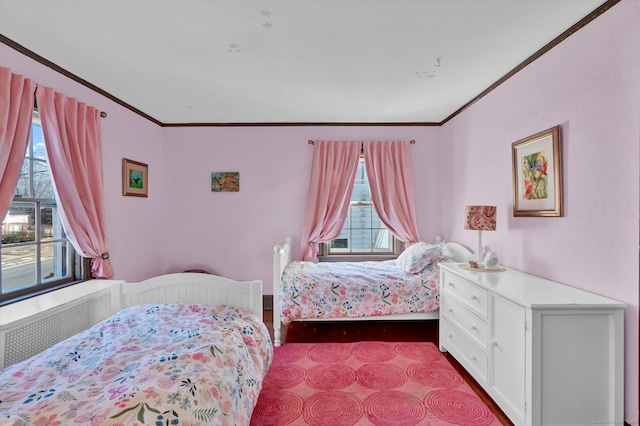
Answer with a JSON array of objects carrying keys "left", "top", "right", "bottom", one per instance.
[
  {"left": 211, "top": 172, "right": 239, "bottom": 192},
  {"left": 512, "top": 125, "right": 563, "bottom": 217},
  {"left": 122, "top": 158, "right": 148, "bottom": 197}
]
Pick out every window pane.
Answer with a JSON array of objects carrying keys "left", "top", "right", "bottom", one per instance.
[
  {"left": 39, "top": 204, "right": 65, "bottom": 242},
  {"left": 42, "top": 241, "right": 70, "bottom": 282},
  {"left": 31, "top": 121, "right": 46, "bottom": 160},
  {"left": 327, "top": 156, "right": 397, "bottom": 256},
  {"left": 352, "top": 205, "right": 372, "bottom": 228},
  {"left": 33, "top": 159, "right": 54, "bottom": 199},
  {"left": 351, "top": 181, "right": 370, "bottom": 202},
  {"left": 351, "top": 160, "right": 370, "bottom": 202},
  {"left": 372, "top": 228, "right": 392, "bottom": 252},
  {"left": 356, "top": 159, "right": 366, "bottom": 180},
  {"left": 1, "top": 244, "right": 37, "bottom": 294},
  {"left": 14, "top": 159, "right": 30, "bottom": 198},
  {"left": 351, "top": 228, "right": 372, "bottom": 252},
  {"left": 331, "top": 238, "right": 349, "bottom": 249},
  {"left": 372, "top": 215, "right": 383, "bottom": 228},
  {"left": 2, "top": 205, "right": 35, "bottom": 243},
  {"left": 343, "top": 212, "right": 351, "bottom": 228}
]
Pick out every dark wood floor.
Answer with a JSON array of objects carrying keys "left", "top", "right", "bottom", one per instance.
[{"left": 262, "top": 309, "right": 513, "bottom": 426}]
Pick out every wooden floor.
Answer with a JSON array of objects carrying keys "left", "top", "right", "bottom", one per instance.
[{"left": 262, "top": 309, "right": 513, "bottom": 426}]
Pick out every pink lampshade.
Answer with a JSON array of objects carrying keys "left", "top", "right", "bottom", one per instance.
[{"left": 464, "top": 205, "right": 497, "bottom": 231}]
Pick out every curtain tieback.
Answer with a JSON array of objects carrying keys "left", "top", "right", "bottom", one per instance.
[
  {"left": 308, "top": 241, "right": 315, "bottom": 246},
  {"left": 100, "top": 253, "right": 110, "bottom": 259}
]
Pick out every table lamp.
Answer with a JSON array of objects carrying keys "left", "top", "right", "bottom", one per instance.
[{"left": 464, "top": 205, "right": 497, "bottom": 267}]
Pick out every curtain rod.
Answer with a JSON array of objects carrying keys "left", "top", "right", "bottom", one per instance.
[
  {"left": 308, "top": 139, "right": 415, "bottom": 145},
  {"left": 33, "top": 88, "right": 107, "bottom": 118}
]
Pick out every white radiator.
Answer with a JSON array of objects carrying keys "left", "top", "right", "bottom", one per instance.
[{"left": 0, "top": 281, "right": 118, "bottom": 369}]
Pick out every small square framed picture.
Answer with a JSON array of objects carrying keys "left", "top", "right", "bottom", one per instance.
[{"left": 122, "top": 158, "right": 148, "bottom": 197}]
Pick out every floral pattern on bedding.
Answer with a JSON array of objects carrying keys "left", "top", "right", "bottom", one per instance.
[
  {"left": 0, "top": 303, "right": 273, "bottom": 426},
  {"left": 279, "top": 254, "right": 449, "bottom": 325}
]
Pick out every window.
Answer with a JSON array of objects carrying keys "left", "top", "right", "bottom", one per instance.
[
  {"left": 1, "top": 111, "right": 82, "bottom": 303},
  {"left": 320, "top": 156, "right": 401, "bottom": 260}
]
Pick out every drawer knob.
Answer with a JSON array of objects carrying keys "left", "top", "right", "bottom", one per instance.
[
  {"left": 448, "top": 282, "right": 455, "bottom": 288},
  {"left": 470, "top": 325, "right": 477, "bottom": 331},
  {"left": 470, "top": 294, "right": 477, "bottom": 301},
  {"left": 448, "top": 308, "right": 454, "bottom": 313},
  {"left": 491, "top": 340, "right": 498, "bottom": 347},
  {"left": 448, "top": 333, "right": 453, "bottom": 338},
  {"left": 470, "top": 355, "right": 477, "bottom": 361}
]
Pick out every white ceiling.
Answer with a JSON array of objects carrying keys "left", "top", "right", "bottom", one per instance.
[{"left": 0, "top": 0, "right": 612, "bottom": 125}]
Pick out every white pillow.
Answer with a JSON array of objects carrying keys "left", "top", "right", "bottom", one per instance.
[{"left": 396, "top": 241, "right": 443, "bottom": 274}]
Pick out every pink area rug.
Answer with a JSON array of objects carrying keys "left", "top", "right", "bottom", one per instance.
[{"left": 250, "top": 341, "right": 502, "bottom": 426}]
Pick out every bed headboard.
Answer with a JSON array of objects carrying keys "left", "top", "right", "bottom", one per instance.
[{"left": 112, "top": 273, "right": 264, "bottom": 320}]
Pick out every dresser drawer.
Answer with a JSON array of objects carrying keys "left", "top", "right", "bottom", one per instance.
[
  {"left": 441, "top": 318, "right": 488, "bottom": 384},
  {"left": 441, "top": 295, "right": 488, "bottom": 350},
  {"left": 441, "top": 271, "right": 488, "bottom": 319}
]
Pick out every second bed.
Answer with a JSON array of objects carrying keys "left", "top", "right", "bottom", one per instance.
[{"left": 272, "top": 237, "right": 474, "bottom": 346}]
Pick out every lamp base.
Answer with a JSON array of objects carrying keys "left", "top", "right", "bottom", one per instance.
[{"left": 476, "top": 230, "right": 484, "bottom": 267}]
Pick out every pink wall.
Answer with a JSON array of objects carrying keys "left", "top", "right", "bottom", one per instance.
[
  {"left": 160, "top": 126, "right": 442, "bottom": 290},
  {"left": 440, "top": 0, "right": 639, "bottom": 421}
]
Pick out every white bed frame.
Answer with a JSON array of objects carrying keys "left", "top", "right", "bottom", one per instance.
[
  {"left": 0, "top": 273, "right": 263, "bottom": 369},
  {"left": 112, "top": 273, "right": 263, "bottom": 319},
  {"left": 272, "top": 237, "right": 474, "bottom": 347}
]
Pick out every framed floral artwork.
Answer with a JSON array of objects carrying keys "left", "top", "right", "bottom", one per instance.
[
  {"left": 211, "top": 172, "right": 239, "bottom": 192},
  {"left": 122, "top": 158, "right": 148, "bottom": 197},
  {"left": 511, "top": 126, "right": 563, "bottom": 217}
]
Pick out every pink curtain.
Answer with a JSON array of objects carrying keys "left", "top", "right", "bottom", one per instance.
[
  {"left": 363, "top": 140, "right": 420, "bottom": 244},
  {"left": 36, "top": 86, "right": 113, "bottom": 278},
  {"left": 0, "top": 68, "right": 35, "bottom": 221},
  {"left": 299, "top": 141, "right": 360, "bottom": 260}
]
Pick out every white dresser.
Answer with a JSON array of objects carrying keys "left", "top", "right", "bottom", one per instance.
[{"left": 438, "top": 262, "right": 625, "bottom": 426}]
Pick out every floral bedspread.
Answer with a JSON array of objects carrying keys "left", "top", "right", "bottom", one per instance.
[
  {"left": 279, "top": 255, "right": 448, "bottom": 325},
  {"left": 0, "top": 303, "right": 273, "bottom": 426}
]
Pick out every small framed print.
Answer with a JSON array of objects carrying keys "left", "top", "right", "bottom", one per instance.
[
  {"left": 122, "top": 158, "right": 148, "bottom": 197},
  {"left": 512, "top": 126, "right": 563, "bottom": 217},
  {"left": 211, "top": 172, "right": 239, "bottom": 192}
]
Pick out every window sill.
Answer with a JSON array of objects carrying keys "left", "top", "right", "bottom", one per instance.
[
  {"left": 0, "top": 279, "right": 114, "bottom": 312},
  {"left": 318, "top": 255, "right": 397, "bottom": 263},
  {"left": 0, "top": 279, "right": 122, "bottom": 324}
]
